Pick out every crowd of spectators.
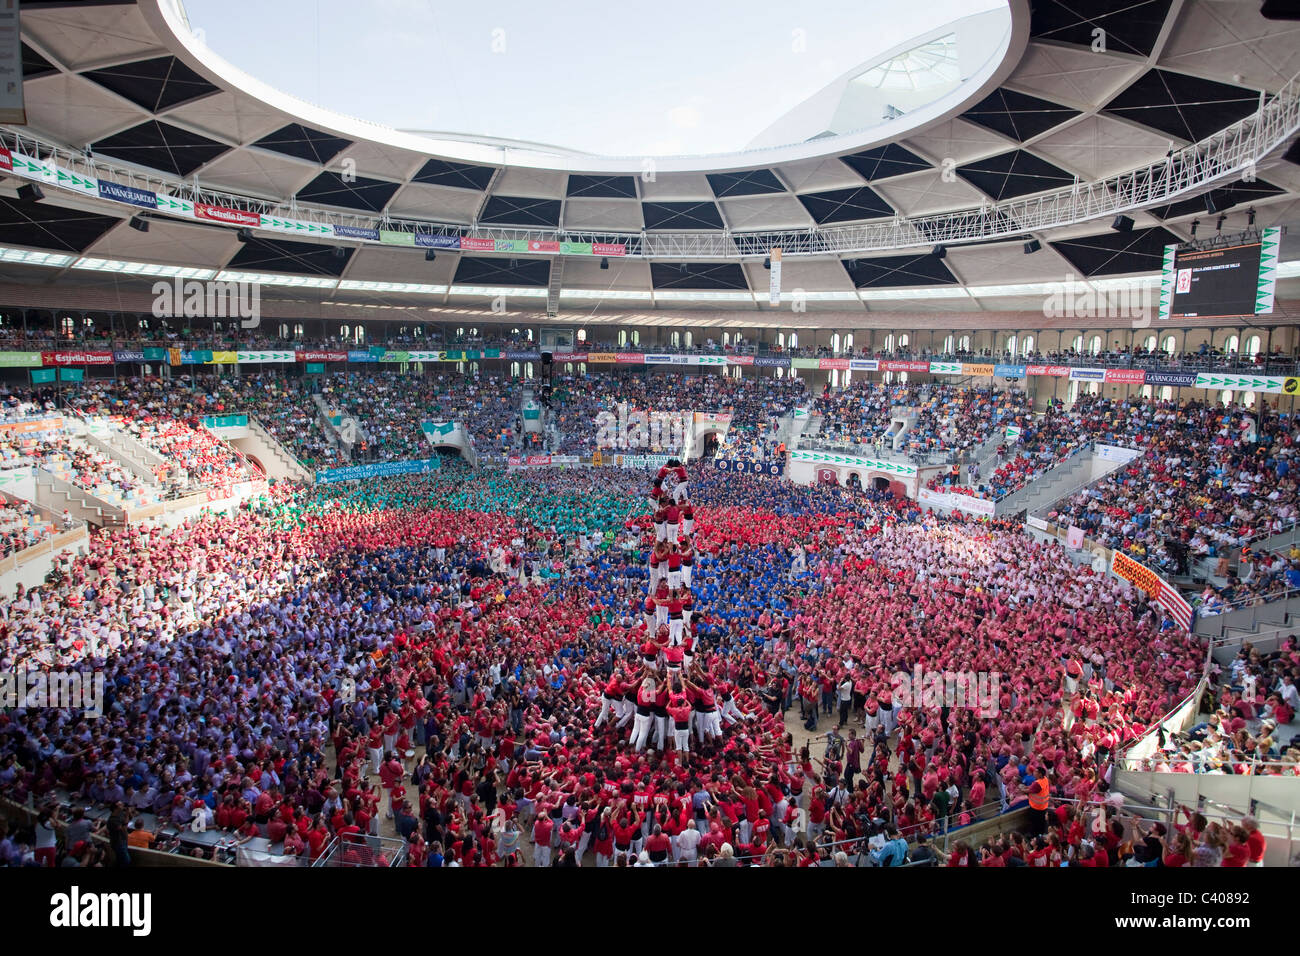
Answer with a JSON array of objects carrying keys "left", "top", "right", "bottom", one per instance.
[
  {"left": 0, "top": 449, "right": 1258, "bottom": 871},
  {"left": 814, "top": 383, "right": 1029, "bottom": 459},
  {"left": 1047, "top": 398, "right": 1296, "bottom": 576}
]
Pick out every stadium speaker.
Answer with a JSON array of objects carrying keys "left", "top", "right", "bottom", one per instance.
[
  {"left": 599, "top": 257, "right": 609, "bottom": 270},
  {"left": 763, "top": 257, "right": 771, "bottom": 270},
  {"left": 541, "top": 351, "right": 553, "bottom": 365},
  {"left": 1261, "top": 0, "right": 1300, "bottom": 21},
  {"left": 425, "top": 249, "right": 437, "bottom": 262},
  {"left": 1023, "top": 239, "right": 1041, "bottom": 255},
  {"left": 1111, "top": 215, "right": 1134, "bottom": 233},
  {"left": 931, "top": 244, "right": 947, "bottom": 259},
  {"left": 1204, "top": 192, "right": 1222, "bottom": 214},
  {"left": 129, "top": 216, "right": 149, "bottom": 233},
  {"left": 236, "top": 228, "right": 254, "bottom": 243},
  {"left": 16, "top": 184, "right": 44, "bottom": 202},
  {"left": 332, "top": 246, "right": 346, "bottom": 259}
]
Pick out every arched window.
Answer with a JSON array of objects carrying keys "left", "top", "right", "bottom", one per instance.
[
  {"left": 577, "top": 328, "right": 587, "bottom": 343},
  {"left": 1007, "top": 335, "right": 1018, "bottom": 357},
  {"left": 1072, "top": 334, "right": 1084, "bottom": 353},
  {"left": 777, "top": 332, "right": 786, "bottom": 349},
  {"left": 684, "top": 331, "right": 693, "bottom": 349},
  {"left": 278, "top": 323, "right": 290, "bottom": 339},
  {"left": 1245, "top": 335, "right": 1261, "bottom": 359},
  {"left": 510, "top": 362, "right": 520, "bottom": 377},
  {"left": 1068, "top": 380, "right": 1079, "bottom": 403},
  {"left": 1160, "top": 386, "right": 1173, "bottom": 401},
  {"left": 883, "top": 370, "right": 894, "bottom": 384},
  {"left": 722, "top": 331, "right": 730, "bottom": 348},
  {"left": 775, "top": 366, "right": 785, "bottom": 380},
  {"left": 1088, "top": 335, "right": 1102, "bottom": 355},
  {"left": 899, "top": 371, "right": 908, "bottom": 384},
  {"left": 943, "top": 334, "right": 954, "bottom": 354},
  {"left": 1161, "top": 335, "right": 1176, "bottom": 355},
  {"left": 671, "top": 331, "right": 681, "bottom": 348},
  {"left": 340, "top": 324, "right": 351, "bottom": 341},
  {"left": 1224, "top": 334, "right": 1239, "bottom": 355},
  {"left": 830, "top": 333, "right": 840, "bottom": 354},
  {"left": 790, "top": 332, "right": 799, "bottom": 350},
  {"left": 1220, "top": 390, "right": 1233, "bottom": 405},
  {"left": 1242, "top": 391, "right": 1256, "bottom": 408},
  {"left": 1143, "top": 334, "right": 1157, "bottom": 353},
  {"left": 354, "top": 325, "right": 365, "bottom": 344},
  {"left": 60, "top": 315, "right": 75, "bottom": 338},
  {"left": 829, "top": 369, "right": 839, "bottom": 388},
  {"left": 413, "top": 325, "right": 424, "bottom": 338},
  {"left": 630, "top": 330, "right": 639, "bottom": 345},
  {"left": 883, "top": 334, "right": 894, "bottom": 353},
  {"left": 578, "top": 362, "right": 586, "bottom": 375},
  {"left": 525, "top": 362, "right": 534, "bottom": 380},
  {"left": 565, "top": 363, "right": 574, "bottom": 374},
  {"left": 898, "top": 334, "right": 909, "bottom": 350},
  {"left": 618, "top": 330, "right": 627, "bottom": 346},
  {"left": 843, "top": 369, "right": 853, "bottom": 386},
  {"left": 1142, "top": 385, "right": 1153, "bottom": 400},
  {"left": 294, "top": 323, "right": 304, "bottom": 339}
]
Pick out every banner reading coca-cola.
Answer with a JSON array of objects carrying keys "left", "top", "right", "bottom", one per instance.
[{"left": 1025, "top": 365, "right": 1071, "bottom": 377}]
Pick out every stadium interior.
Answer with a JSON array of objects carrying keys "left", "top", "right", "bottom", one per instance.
[{"left": 0, "top": 0, "right": 1297, "bottom": 880}]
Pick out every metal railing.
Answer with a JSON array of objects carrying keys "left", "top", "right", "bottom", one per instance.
[{"left": 3, "top": 64, "right": 1299, "bottom": 258}]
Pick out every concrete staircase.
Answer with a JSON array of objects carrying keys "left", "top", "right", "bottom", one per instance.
[
  {"left": 1194, "top": 592, "right": 1300, "bottom": 640},
  {"left": 33, "top": 467, "right": 126, "bottom": 529},
  {"left": 993, "top": 448, "right": 1093, "bottom": 516},
  {"left": 244, "top": 417, "right": 314, "bottom": 482}
]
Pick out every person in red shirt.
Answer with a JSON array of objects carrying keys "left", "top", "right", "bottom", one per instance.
[{"left": 532, "top": 812, "right": 554, "bottom": 868}]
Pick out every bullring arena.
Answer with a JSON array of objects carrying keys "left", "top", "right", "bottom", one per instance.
[{"left": 0, "top": 0, "right": 1296, "bottom": 916}]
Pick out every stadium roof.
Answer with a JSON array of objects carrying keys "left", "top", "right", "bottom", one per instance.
[{"left": 1, "top": 0, "right": 1299, "bottom": 320}]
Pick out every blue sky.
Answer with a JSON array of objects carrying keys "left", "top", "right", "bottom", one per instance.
[{"left": 183, "top": 0, "right": 999, "bottom": 156}]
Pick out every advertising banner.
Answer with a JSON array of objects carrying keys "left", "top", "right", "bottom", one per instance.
[
  {"left": 379, "top": 230, "right": 415, "bottom": 247},
  {"left": 616, "top": 353, "right": 645, "bottom": 364},
  {"left": 849, "top": 359, "right": 879, "bottom": 371},
  {"left": 30, "top": 369, "right": 55, "bottom": 384},
  {"left": 755, "top": 355, "right": 792, "bottom": 368},
  {"left": 194, "top": 202, "right": 261, "bottom": 227},
  {"left": 1069, "top": 367, "right": 1107, "bottom": 382},
  {"left": 1095, "top": 444, "right": 1143, "bottom": 464},
  {"left": 41, "top": 351, "right": 114, "bottom": 366},
  {"left": 1111, "top": 551, "right": 1193, "bottom": 631},
  {"left": 202, "top": 415, "right": 249, "bottom": 429},
  {"left": 316, "top": 458, "right": 442, "bottom": 484},
  {"left": 113, "top": 350, "right": 146, "bottom": 363},
  {"left": 882, "top": 361, "right": 930, "bottom": 373},
  {"left": 0, "top": 352, "right": 42, "bottom": 367},
  {"left": 725, "top": 355, "right": 755, "bottom": 366},
  {"left": 1104, "top": 369, "right": 1146, "bottom": 384},
  {"left": 505, "top": 351, "right": 540, "bottom": 360},
  {"left": 788, "top": 449, "right": 917, "bottom": 477},
  {"left": 1144, "top": 370, "right": 1197, "bottom": 387},
  {"left": 713, "top": 458, "right": 784, "bottom": 476},
  {"left": 586, "top": 353, "right": 619, "bottom": 364},
  {"left": 994, "top": 364, "right": 1027, "bottom": 378},
  {"left": 415, "top": 233, "right": 461, "bottom": 249},
  {"left": 298, "top": 350, "right": 349, "bottom": 363},
  {"left": 818, "top": 358, "right": 851, "bottom": 370},
  {"left": 962, "top": 363, "right": 995, "bottom": 376},
  {"left": 97, "top": 180, "right": 157, "bottom": 210},
  {"left": 305, "top": 363, "right": 325, "bottom": 374},
  {"left": 949, "top": 495, "right": 995, "bottom": 517},
  {"left": 1193, "top": 373, "right": 1285, "bottom": 393},
  {"left": 1026, "top": 364, "right": 1070, "bottom": 377},
  {"left": 58, "top": 368, "right": 84, "bottom": 382},
  {"left": 0, "top": 417, "right": 62, "bottom": 435},
  {"left": 333, "top": 225, "right": 381, "bottom": 242},
  {"left": 929, "top": 362, "right": 962, "bottom": 375}
]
